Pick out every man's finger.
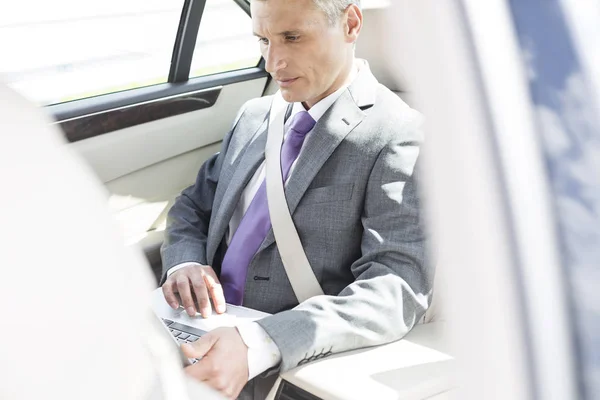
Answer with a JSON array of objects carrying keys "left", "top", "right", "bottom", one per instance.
[
  {"left": 184, "top": 358, "right": 217, "bottom": 383},
  {"left": 182, "top": 333, "right": 218, "bottom": 359},
  {"left": 162, "top": 280, "right": 179, "bottom": 310},
  {"left": 190, "top": 272, "right": 212, "bottom": 318},
  {"left": 184, "top": 363, "right": 235, "bottom": 398},
  {"left": 204, "top": 272, "right": 226, "bottom": 314},
  {"left": 176, "top": 276, "right": 196, "bottom": 316}
]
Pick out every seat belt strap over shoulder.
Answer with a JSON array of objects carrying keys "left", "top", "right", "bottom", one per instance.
[{"left": 264, "top": 91, "right": 324, "bottom": 303}]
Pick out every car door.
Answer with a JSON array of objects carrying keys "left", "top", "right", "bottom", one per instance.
[{"left": 1, "top": 0, "right": 268, "bottom": 282}]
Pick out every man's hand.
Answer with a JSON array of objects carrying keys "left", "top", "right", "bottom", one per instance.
[
  {"left": 182, "top": 327, "right": 249, "bottom": 399},
  {"left": 162, "top": 264, "right": 226, "bottom": 317}
]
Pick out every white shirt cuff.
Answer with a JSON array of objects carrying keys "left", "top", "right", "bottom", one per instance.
[
  {"left": 166, "top": 262, "right": 202, "bottom": 277},
  {"left": 236, "top": 322, "right": 282, "bottom": 381}
]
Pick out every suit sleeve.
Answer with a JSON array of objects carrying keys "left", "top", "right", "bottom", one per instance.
[
  {"left": 159, "top": 106, "right": 246, "bottom": 283},
  {"left": 256, "top": 112, "right": 434, "bottom": 372}
]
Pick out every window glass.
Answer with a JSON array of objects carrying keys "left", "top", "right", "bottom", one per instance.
[
  {"left": 0, "top": 0, "right": 183, "bottom": 105},
  {"left": 509, "top": 0, "right": 600, "bottom": 398},
  {"left": 190, "top": 0, "right": 261, "bottom": 78}
]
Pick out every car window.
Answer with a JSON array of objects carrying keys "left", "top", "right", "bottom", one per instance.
[
  {"left": 189, "top": 0, "right": 261, "bottom": 78},
  {"left": 509, "top": 0, "right": 600, "bottom": 398},
  {"left": 0, "top": 0, "right": 183, "bottom": 106}
]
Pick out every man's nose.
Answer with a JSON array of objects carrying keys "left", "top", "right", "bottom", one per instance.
[{"left": 264, "top": 45, "right": 287, "bottom": 74}]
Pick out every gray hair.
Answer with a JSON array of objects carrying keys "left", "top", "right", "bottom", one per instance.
[{"left": 313, "top": 0, "right": 361, "bottom": 25}]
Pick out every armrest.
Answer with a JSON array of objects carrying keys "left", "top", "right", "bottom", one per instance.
[{"left": 274, "top": 322, "right": 455, "bottom": 400}]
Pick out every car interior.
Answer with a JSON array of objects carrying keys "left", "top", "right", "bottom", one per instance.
[
  {"left": 54, "top": 0, "right": 417, "bottom": 287},
  {"left": 2, "top": 1, "right": 452, "bottom": 398},
  {"left": 6, "top": 0, "right": 597, "bottom": 399}
]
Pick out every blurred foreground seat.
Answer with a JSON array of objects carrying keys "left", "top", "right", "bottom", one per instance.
[{"left": 0, "top": 83, "right": 223, "bottom": 400}]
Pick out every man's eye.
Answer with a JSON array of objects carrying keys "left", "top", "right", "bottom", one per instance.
[
  {"left": 258, "top": 38, "right": 269, "bottom": 45},
  {"left": 286, "top": 35, "right": 299, "bottom": 42}
]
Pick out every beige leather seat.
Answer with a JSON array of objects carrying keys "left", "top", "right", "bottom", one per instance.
[{"left": 0, "top": 83, "right": 223, "bottom": 400}]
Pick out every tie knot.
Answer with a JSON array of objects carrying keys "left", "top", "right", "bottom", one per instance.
[{"left": 289, "top": 111, "right": 316, "bottom": 137}]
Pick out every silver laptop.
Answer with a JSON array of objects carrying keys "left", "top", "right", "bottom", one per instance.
[{"left": 151, "top": 288, "right": 271, "bottom": 366}]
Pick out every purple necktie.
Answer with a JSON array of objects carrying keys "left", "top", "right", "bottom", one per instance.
[{"left": 220, "top": 111, "right": 316, "bottom": 305}]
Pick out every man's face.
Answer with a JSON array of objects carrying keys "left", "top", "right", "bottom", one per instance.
[{"left": 251, "top": 0, "right": 357, "bottom": 107}]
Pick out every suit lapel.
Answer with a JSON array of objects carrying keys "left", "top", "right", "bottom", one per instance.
[
  {"left": 213, "top": 61, "right": 379, "bottom": 257},
  {"left": 256, "top": 90, "right": 367, "bottom": 253},
  {"left": 206, "top": 119, "right": 269, "bottom": 263}
]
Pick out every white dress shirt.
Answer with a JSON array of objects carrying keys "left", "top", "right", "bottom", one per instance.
[{"left": 167, "top": 66, "right": 358, "bottom": 380}]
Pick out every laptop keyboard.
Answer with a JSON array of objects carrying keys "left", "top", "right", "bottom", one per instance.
[{"left": 161, "top": 318, "right": 207, "bottom": 346}]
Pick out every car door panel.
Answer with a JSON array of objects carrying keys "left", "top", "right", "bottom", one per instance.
[
  {"left": 55, "top": 74, "right": 267, "bottom": 282},
  {"left": 67, "top": 78, "right": 265, "bottom": 185}
]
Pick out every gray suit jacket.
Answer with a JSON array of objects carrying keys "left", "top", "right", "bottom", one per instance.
[{"left": 161, "top": 63, "right": 433, "bottom": 378}]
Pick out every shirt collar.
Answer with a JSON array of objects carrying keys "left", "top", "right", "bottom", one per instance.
[{"left": 288, "top": 63, "right": 360, "bottom": 124}]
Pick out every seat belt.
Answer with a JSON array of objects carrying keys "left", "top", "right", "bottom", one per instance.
[{"left": 264, "top": 91, "right": 325, "bottom": 303}]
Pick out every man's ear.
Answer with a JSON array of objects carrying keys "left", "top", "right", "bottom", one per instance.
[{"left": 344, "top": 4, "right": 362, "bottom": 43}]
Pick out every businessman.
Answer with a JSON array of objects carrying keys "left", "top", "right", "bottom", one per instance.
[{"left": 160, "top": 0, "right": 433, "bottom": 398}]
